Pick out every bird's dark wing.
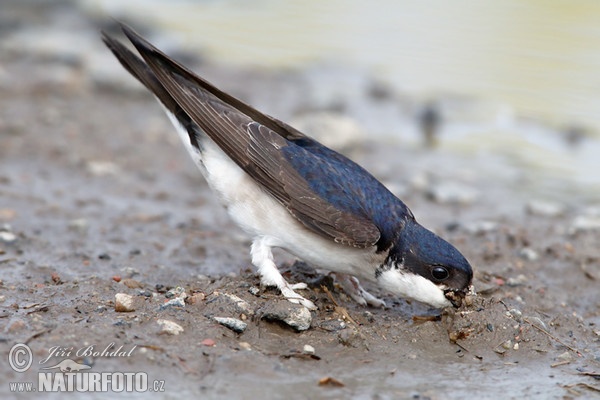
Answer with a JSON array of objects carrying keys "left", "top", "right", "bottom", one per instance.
[{"left": 104, "top": 23, "right": 382, "bottom": 248}]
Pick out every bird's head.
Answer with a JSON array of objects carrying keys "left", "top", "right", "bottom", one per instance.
[{"left": 375, "top": 219, "right": 473, "bottom": 308}]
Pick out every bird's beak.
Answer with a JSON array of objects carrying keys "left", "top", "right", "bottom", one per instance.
[{"left": 444, "top": 285, "right": 475, "bottom": 308}]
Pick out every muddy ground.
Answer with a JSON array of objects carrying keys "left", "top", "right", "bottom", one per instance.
[{"left": 1, "top": 2, "right": 599, "bottom": 399}]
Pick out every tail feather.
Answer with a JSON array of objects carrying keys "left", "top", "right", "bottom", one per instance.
[{"left": 101, "top": 30, "right": 200, "bottom": 149}]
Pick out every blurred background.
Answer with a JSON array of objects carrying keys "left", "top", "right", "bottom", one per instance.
[
  {"left": 88, "top": 0, "right": 600, "bottom": 204},
  {"left": 4, "top": 0, "right": 600, "bottom": 206}
]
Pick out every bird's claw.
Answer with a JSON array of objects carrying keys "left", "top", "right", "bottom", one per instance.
[{"left": 335, "top": 273, "right": 386, "bottom": 308}]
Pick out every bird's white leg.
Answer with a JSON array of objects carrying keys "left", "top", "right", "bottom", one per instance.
[
  {"left": 335, "top": 273, "right": 386, "bottom": 308},
  {"left": 251, "top": 237, "right": 317, "bottom": 310}
]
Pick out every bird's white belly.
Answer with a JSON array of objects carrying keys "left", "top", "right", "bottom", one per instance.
[{"left": 166, "top": 112, "right": 383, "bottom": 280}]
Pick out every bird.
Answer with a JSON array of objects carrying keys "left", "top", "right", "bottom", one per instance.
[{"left": 102, "top": 23, "right": 473, "bottom": 310}]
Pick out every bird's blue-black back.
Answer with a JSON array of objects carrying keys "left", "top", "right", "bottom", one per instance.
[{"left": 283, "top": 136, "right": 413, "bottom": 249}]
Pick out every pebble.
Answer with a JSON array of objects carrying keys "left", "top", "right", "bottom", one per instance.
[
  {"left": 208, "top": 292, "right": 253, "bottom": 315},
  {"left": 6, "top": 318, "right": 27, "bottom": 332},
  {"left": 507, "top": 308, "right": 523, "bottom": 322},
  {"left": 302, "top": 344, "right": 315, "bottom": 355},
  {"left": 518, "top": 247, "right": 538, "bottom": 261},
  {"left": 213, "top": 317, "right": 247, "bottom": 333},
  {"left": 556, "top": 351, "right": 573, "bottom": 363},
  {"left": 159, "top": 297, "right": 185, "bottom": 310},
  {"left": 238, "top": 342, "right": 252, "bottom": 351},
  {"left": 248, "top": 287, "right": 260, "bottom": 296},
  {"left": 121, "top": 279, "right": 143, "bottom": 289},
  {"left": 165, "top": 286, "right": 187, "bottom": 300},
  {"left": 426, "top": 182, "right": 480, "bottom": 205},
  {"left": 157, "top": 319, "right": 184, "bottom": 335},
  {"left": 261, "top": 301, "right": 312, "bottom": 331},
  {"left": 506, "top": 275, "right": 528, "bottom": 287},
  {"left": 86, "top": 161, "right": 120, "bottom": 176},
  {"left": 463, "top": 220, "right": 498, "bottom": 234},
  {"left": 67, "top": 218, "right": 88, "bottom": 231},
  {"left": 0, "top": 209, "right": 16, "bottom": 220},
  {"left": 525, "top": 316, "right": 547, "bottom": 330},
  {"left": 0, "top": 231, "right": 16, "bottom": 244},
  {"left": 121, "top": 266, "right": 140, "bottom": 278},
  {"left": 114, "top": 293, "right": 136, "bottom": 312},
  {"left": 362, "top": 311, "right": 375, "bottom": 324},
  {"left": 319, "top": 319, "right": 347, "bottom": 332},
  {"left": 525, "top": 200, "right": 565, "bottom": 217},
  {"left": 201, "top": 338, "right": 216, "bottom": 347},
  {"left": 569, "top": 215, "right": 600, "bottom": 234},
  {"left": 337, "top": 327, "right": 363, "bottom": 348},
  {"left": 186, "top": 293, "right": 205, "bottom": 305}
]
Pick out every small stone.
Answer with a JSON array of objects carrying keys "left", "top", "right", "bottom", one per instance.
[
  {"left": 68, "top": 218, "right": 88, "bottom": 231},
  {"left": 556, "top": 351, "right": 573, "bottom": 363},
  {"left": 261, "top": 301, "right": 312, "bottom": 331},
  {"left": 207, "top": 292, "right": 253, "bottom": 315},
  {"left": 513, "top": 342, "right": 519, "bottom": 350},
  {"left": 186, "top": 293, "right": 205, "bottom": 305},
  {"left": 526, "top": 200, "right": 565, "bottom": 217},
  {"left": 121, "top": 278, "right": 143, "bottom": 289},
  {"left": 506, "top": 275, "right": 528, "bottom": 287},
  {"left": 303, "top": 345, "right": 315, "bottom": 355},
  {"left": 338, "top": 327, "right": 363, "bottom": 347},
  {"left": 159, "top": 297, "right": 185, "bottom": 310},
  {"left": 463, "top": 220, "right": 498, "bottom": 234},
  {"left": 319, "top": 319, "right": 347, "bottom": 332},
  {"left": 507, "top": 308, "right": 523, "bottom": 322},
  {"left": 0, "top": 209, "right": 16, "bottom": 220},
  {"left": 86, "top": 161, "right": 120, "bottom": 176},
  {"left": 6, "top": 319, "right": 27, "bottom": 332},
  {"left": 318, "top": 376, "right": 345, "bottom": 387},
  {"left": 0, "top": 231, "right": 16, "bottom": 244},
  {"left": 121, "top": 266, "right": 139, "bottom": 278},
  {"left": 238, "top": 342, "right": 252, "bottom": 351},
  {"left": 248, "top": 287, "right": 260, "bottom": 296},
  {"left": 525, "top": 316, "right": 547, "bottom": 330},
  {"left": 501, "top": 340, "right": 512, "bottom": 350},
  {"left": 114, "top": 293, "right": 136, "bottom": 312},
  {"left": 213, "top": 317, "right": 247, "bottom": 333},
  {"left": 201, "top": 338, "right": 216, "bottom": 347},
  {"left": 165, "top": 286, "right": 187, "bottom": 299},
  {"left": 362, "top": 311, "right": 375, "bottom": 323},
  {"left": 157, "top": 319, "right": 184, "bottom": 335},
  {"left": 51, "top": 272, "right": 61, "bottom": 284},
  {"left": 518, "top": 248, "right": 538, "bottom": 261},
  {"left": 426, "top": 182, "right": 480, "bottom": 205},
  {"left": 569, "top": 215, "right": 600, "bottom": 234}
]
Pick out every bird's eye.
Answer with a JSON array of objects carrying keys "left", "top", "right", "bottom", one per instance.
[{"left": 432, "top": 266, "right": 449, "bottom": 281}]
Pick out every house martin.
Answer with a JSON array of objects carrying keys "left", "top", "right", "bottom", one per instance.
[{"left": 102, "top": 24, "right": 473, "bottom": 310}]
